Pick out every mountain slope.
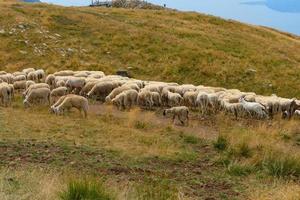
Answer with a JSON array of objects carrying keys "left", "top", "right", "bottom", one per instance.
[{"left": 0, "top": 2, "right": 300, "bottom": 97}]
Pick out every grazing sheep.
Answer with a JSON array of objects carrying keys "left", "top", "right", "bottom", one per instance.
[
  {"left": 137, "top": 90, "right": 153, "bottom": 110},
  {"left": 50, "top": 87, "right": 68, "bottom": 104},
  {"left": 79, "top": 80, "right": 100, "bottom": 97},
  {"left": 13, "top": 75, "right": 26, "bottom": 82},
  {"left": 111, "top": 89, "right": 138, "bottom": 110},
  {"left": 151, "top": 92, "right": 162, "bottom": 107},
  {"left": 53, "top": 95, "right": 89, "bottom": 118},
  {"left": 13, "top": 80, "right": 26, "bottom": 91},
  {"left": 221, "top": 100, "right": 243, "bottom": 119},
  {"left": 183, "top": 91, "right": 198, "bottom": 108},
  {"left": 26, "top": 80, "right": 35, "bottom": 90},
  {"left": 239, "top": 97, "right": 268, "bottom": 119},
  {"left": 0, "top": 83, "right": 11, "bottom": 107},
  {"left": 65, "top": 78, "right": 85, "bottom": 94},
  {"left": 87, "top": 81, "right": 120, "bottom": 101},
  {"left": 22, "top": 68, "right": 35, "bottom": 75},
  {"left": 27, "top": 71, "right": 38, "bottom": 82},
  {"left": 23, "top": 87, "right": 50, "bottom": 107},
  {"left": 294, "top": 110, "right": 300, "bottom": 119},
  {"left": 55, "top": 80, "right": 66, "bottom": 88},
  {"left": 23, "top": 83, "right": 50, "bottom": 98},
  {"left": 45, "top": 74, "right": 56, "bottom": 89},
  {"left": 167, "top": 91, "right": 183, "bottom": 107},
  {"left": 54, "top": 70, "right": 74, "bottom": 76},
  {"left": 163, "top": 106, "right": 189, "bottom": 126},
  {"left": 35, "top": 69, "right": 45, "bottom": 82},
  {"left": 105, "top": 85, "right": 132, "bottom": 103},
  {"left": 196, "top": 92, "right": 209, "bottom": 115}
]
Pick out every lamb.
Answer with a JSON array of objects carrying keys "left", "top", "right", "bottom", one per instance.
[
  {"left": 163, "top": 106, "right": 189, "bottom": 126},
  {"left": 23, "top": 87, "right": 50, "bottom": 107},
  {"left": 65, "top": 78, "right": 85, "bottom": 94},
  {"left": 137, "top": 90, "right": 153, "bottom": 110},
  {"left": 221, "top": 100, "right": 244, "bottom": 119},
  {"left": 239, "top": 97, "right": 268, "bottom": 119},
  {"left": 53, "top": 95, "right": 89, "bottom": 118},
  {"left": 111, "top": 89, "right": 138, "bottom": 110},
  {"left": 167, "top": 91, "right": 183, "bottom": 107}
]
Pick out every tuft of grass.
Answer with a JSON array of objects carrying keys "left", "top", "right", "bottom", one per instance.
[
  {"left": 227, "top": 161, "right": 253, "bottom": 176},
  {"left": 213, "top": 135, "right": 228, "bottom": 151},
  {"left": 134, "top": 121, "right": 148, "bottom": 130},
  {"left": 236, "top": 142, "right": 252, "bottom": 158},
  {"left": 261, "top": 152, "right": 300, "bottom": 178},
  {"left": 59, "top": 178, "right": 114, "bottom": 200}
]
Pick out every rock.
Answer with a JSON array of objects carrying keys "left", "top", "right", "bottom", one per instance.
[
  {"left": 0, "top": 29, "right": 5, "bottom": 34},
  {"left": 245, "top": 68, "right": 257, "bottom": 74}
]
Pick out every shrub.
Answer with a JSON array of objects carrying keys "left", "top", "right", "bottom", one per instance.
[
  {"left": 59, "top": 178, "right": 114, "bottom": 200},
  {"left": 213, "top": 135, "right": 228, "bottom": 151},
  {"left": 134, "top": 121, "right": 147, "bottom": 130}
]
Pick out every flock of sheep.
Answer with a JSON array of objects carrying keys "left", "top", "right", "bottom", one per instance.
[{"left": 0, "top": 68, "right": 300, "bottom": 125}]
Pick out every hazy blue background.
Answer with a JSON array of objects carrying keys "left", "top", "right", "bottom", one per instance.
[{"left": 41, "top": 0, "right": 300, "bottom": 35}]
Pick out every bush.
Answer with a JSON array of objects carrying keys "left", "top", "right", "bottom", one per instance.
[
  {"left": 183, "top": 135, "right": 199, "bottom": 144},
  {"left": 213, "top": 135, "right": 228, "bottom": 151},
  {"left": 59, "top": 179, "right": 114, "bottom": 200}
]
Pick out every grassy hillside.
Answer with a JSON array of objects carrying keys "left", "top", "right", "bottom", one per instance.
[
  {"left": 1, "top": 1, "right": 300, "bottom": 200},
  {"left": 0, "top": 1, "right": 300, "bottom": 98}
]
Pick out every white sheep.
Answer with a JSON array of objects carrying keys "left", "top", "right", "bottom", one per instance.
[
  {"left": 112, "top": 89, "right": 138, "bottom": 110},
  {"left": 27, "top": 71, "right": 37, "bottom": 82},
  {"left": 50, "top": 87, "right": 68, "bottom": 104},
  {"left": 151, "top": 92, "right": 162, "bottom": 107},
  {"left": 137, "top": 90, "right": 153, "bottom": 110},
  {"left": 13, "top": 75, "right": 26, "bottom": 82},
  {"left": 239, "top": 97, "right": 268, "bottom": 119},
  {"left": 0, "top": 83, "right": 11, "bottom": 107},
  {"left": 65, "top": 78, "right": 85, "bottom": 94},
  {"left": 23, "top": 83, "right": 50, "bottom": 98},
  {"left": 163, "top": 106, "right": 189, "bottom": 126},
  {"left": 26, "top": 80, "right": 35, "bottom": 90},
  {"left": 87, "top": 81, "right": 120, "bottom": 101},
  {"left": 23, "top": 87, "right": 50, "bottom": 107},
  {"left": 13, "top": 80, "right": 26, "bottom": 91},
  {"left": 167, "top": 91, "right": 183, "bottom": 107},
  {"left": 54, "top": 95, "right": 89, "bottom": 118},
  {"left": 196, "top": 92, "right": 209, "bottom": 115},
  {"left": 183, "top": 91, "right": 198, "bottom": 108},
  {"left": 105, "top": 85, "right": 131, "bottom": 103},
  {"left": 35, "top": 69, "right": 45, "bottom": 82}
]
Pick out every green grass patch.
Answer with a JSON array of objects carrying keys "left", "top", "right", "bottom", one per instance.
[{"left": 59, "top": 178, "right": 114, "bottom": 200}]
